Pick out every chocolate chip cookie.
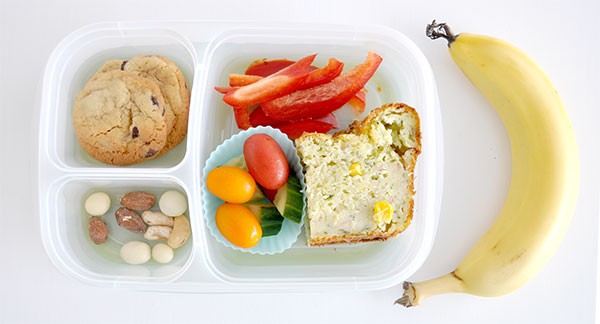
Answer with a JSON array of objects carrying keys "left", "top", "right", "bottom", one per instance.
[
  {"left": 73, "top": 70, "right": 168, "bottom": 166},
  {"left": 95, "top": 59, "right": 125, "bottom": 73},
  {"left": 99, "top": 55, "right": 190, "bottom": 154}
]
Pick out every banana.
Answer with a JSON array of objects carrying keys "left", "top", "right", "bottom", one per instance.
[{"left": 395, "top": 21, "right": 580, "bottom": 307}]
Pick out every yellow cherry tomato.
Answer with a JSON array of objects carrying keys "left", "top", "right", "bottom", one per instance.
[
  {"left": 207, "top": 166, "right": 256, "bottom": 203},
  {"left": 215, "top": 203, "right": 262, "bottom": 248}
]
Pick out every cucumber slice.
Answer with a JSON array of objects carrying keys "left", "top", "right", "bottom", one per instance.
[
  {"left": 245, "top": 202, "right": 284, "bottom": 236},
  {"left": 223, "top": 154, "right": 247, "bottom": 169},
  {"left": 273, "top": 175, "right": 304, "bottom": 223}
]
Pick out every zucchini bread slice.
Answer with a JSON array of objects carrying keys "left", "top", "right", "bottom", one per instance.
[{"left": 295, "top": 103, "right": 421, "bottom": 246}]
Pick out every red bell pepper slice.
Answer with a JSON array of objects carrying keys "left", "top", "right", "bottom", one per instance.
[
  {"left": 262, "top": 187, "right": 278, "bottom": 202},
  {"left": 249, "top": 106, "right": 337, "bottom": 139},
  {"left": 348, "top": 88, "right": 367, "bottom": 116},
  {"left": 241, "top": 59, "right": 367, "bottom": 111},
  {"left": 215, "top": 86, "right": 253, "bottom": 129},
  {"left": 278, "top": 120, "right": 336, "bottom": 140},
  {"left": 233, "top": 106, "right": 252, "bottom": 130},
  {"left": 221, "top": 55, "right": 341, "bottom": 130},
  {"left": 312, "top": 111, "right": 339, "bottom": 129},
  {"left": 245, "top": 59, "right": 295, "bottom": 77},
  {"left": 236, "top": 59, "right": 364, "bottom": 112},
  {"left": 229, "top": 58, "right": 343, "bottom": 90},
  {"left": 214, "top": 86, "right": 233, "bottom": 94},
  {"left": 219, "top": 54, "right": 316, "bottom": 108},
  {"left": 249, "top": 105, "right": 338, "bottom": 128},
  {"left": 249, "top": 105, "right": 278, "bottom": 127},
  {"left": 261, "top": 52, "right": 382, "bottom": 121},
  {"left": 229, "top": 74, "right": 263, "bottom": 87},
  {"left": 301, "top": 58, "right": 344, "bottom": 89}
]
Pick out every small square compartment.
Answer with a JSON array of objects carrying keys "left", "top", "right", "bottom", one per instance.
[
  {"left": 40, "top": 24, "right": 197, "bottom": 170},
  {"left": 43, "top": 176, "right": 195, "bottom": 285},
  {"left": 196, "top": 25, "right": 440, "bottom": 289}
]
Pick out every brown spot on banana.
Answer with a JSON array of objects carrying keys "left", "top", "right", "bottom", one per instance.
[{"left": 451, "top": 270, "right": 463, "bottom": 283}]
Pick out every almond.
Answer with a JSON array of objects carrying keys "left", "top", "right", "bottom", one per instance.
[
  {"left": 88, "top": 216, "right": 108, "bottom": 244},
  {"left": 120, "top": 191, "right": 155, "bottom": 211},
  {"left": 115, "top": 207, "right": 147, "bottom": 234}
]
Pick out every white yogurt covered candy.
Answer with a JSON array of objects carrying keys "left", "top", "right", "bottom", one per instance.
[
  {"left": 152, "top": 243, "right": 174, "bottom": 264},
  {"left": 120, "top": 241, "right": 151, "bottom": 265},
  {"left": 84, "top": 191, "right": 111, "bottom": 216},
  {"left": 159, "top": 190, "right": 187, "bottom": 216}
]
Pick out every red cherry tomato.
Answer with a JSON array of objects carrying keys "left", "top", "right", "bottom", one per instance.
[{"left": 243, "top": 134, "right": 289, "bottom": 190}]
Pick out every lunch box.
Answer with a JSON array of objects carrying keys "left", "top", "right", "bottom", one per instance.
[{"left": 37, "top": 21, "right": 443, "bottom": 292}]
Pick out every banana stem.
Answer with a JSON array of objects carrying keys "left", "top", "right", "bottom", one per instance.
[
  {"left": 394, "top": 272, "right": 466, "bottom": 307},
  {"left": 426, "top": 20, "right": 457, "bottom": 46}
]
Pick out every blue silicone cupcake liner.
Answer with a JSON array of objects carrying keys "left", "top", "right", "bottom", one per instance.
[{"left": 201, "top": 126, "right": 306, "bottom": 255}]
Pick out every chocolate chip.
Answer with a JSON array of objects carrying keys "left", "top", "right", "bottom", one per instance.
[
  {"left": 145, "top": 149, "right": 157, "bottom": 158},
  {"left": 120, "top": 60, "right": 128, "bottom": 70},
  {"left": 131, "top": 126, "right": 139, "bottom": 138},
  {"left": 151, "top": 96, "right": 159, "bottom": 106}
]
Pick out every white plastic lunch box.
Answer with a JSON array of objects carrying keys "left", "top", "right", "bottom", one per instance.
[{"left": 37, "top": 21, "right": 443, "bottom": 292}]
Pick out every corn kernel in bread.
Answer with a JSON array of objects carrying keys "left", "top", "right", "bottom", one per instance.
[{"left": 295, "top": 103, "right": 421, "bottom": 246}]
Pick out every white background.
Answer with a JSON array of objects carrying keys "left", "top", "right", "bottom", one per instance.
[{"left": 1, "top": 0, "right": 598, "bottom": 323}]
